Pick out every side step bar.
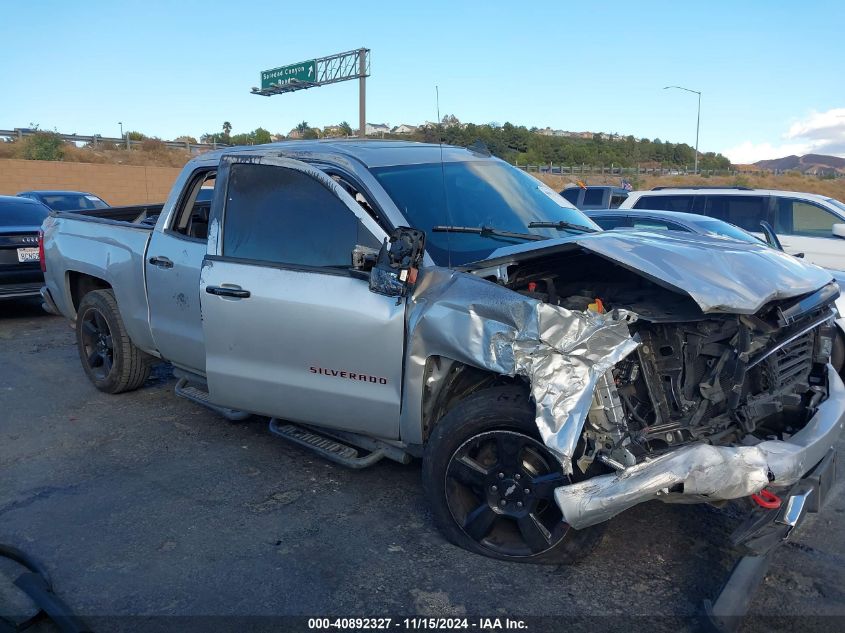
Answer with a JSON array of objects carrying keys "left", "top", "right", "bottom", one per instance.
[
  {"left": 269, "top": 419, "right": 412, "bottom": 469},
  {"left": 174, "top": 377, "right": 252, "bottom": 421}
]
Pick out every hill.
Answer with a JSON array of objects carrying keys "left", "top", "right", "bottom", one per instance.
[{"left": 753, "top": 153, "right": 845, "bottom": 176}]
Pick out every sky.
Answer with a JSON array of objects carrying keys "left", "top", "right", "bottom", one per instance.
[{"left": 2, "top": 0, "right": 844, "bottom": 164}]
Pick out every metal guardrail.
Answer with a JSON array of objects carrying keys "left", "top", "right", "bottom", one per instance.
[
  {"left": 0, "top": 128, "right": 226, "bottom": 154},
  {"left": 515, "top": 164, "right": 843, "bottom": 179}
]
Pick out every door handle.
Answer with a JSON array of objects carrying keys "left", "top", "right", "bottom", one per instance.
[
  {"left": 205, "top": 285, "right": 250, "bottom": 299},
  {"left": 148, "top": 255, "right": 174, "bottom": 269}
]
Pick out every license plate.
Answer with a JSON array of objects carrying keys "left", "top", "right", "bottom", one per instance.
[{"left": 17, "top": 247, "right": 39, "bottom": 263}]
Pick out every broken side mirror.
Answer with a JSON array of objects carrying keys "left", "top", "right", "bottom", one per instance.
[
  {"left": 351, "top": 245, "right": 379, "bottom": 272},
  {"left": 368, "top": 226, "right": 425, "bottom": 299}
]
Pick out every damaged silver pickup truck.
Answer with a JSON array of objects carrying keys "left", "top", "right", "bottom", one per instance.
[{"left": 41, "top": 141, "right": 845, "bottom": 563}]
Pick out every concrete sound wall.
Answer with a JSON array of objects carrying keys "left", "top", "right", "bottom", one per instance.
[{"left": 0, "top": 159, "right": 182, "bottom": 205}]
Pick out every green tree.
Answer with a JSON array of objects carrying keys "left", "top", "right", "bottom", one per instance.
[
  {"left": 338, "top": 121, "right": 353, "bottom": 136},
  {"left": 296, "top": 121, "right": 310, "bottom": 134},
  {"left": 222, "top": 121, "right": 232, "bottom": 138},
  {"left": 20, "top": 131, "right": 65, "bottom": 161}
]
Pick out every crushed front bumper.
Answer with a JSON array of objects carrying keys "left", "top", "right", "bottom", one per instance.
[{"left": 555, "top": 364, "right": 845, "bottom": 529}]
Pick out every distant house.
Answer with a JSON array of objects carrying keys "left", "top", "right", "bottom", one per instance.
[
  {"left": 392, "top": 124, "right": 417, "bottom": 135},
  {"left": 287, "top": 128, "right": 304, "bottom": 140},
  {"left": 321, "top": 125, "right": 345, "bottom": 138},
  {"left": 365, "top": 123, "right": 391, "bottom": 136}
]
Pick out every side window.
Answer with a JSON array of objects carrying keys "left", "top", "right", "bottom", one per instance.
[
  {"left": 171, "top": 170, "right": 216, "bottom": 240},
  {"left": 223, "top": 163, "right": 377, "bottom": 268},
  {"left": 775, "top": 198, "right": 841, "bottom": 237},
  {"left": 591, "top": 215, "right": 628, "bottom": 230},
  {"left": 633, "top": 195, "right": 693, "bottom": 212},
  {"left": 582, "top": 188, "right": 605, "bottom": 207},
  {"left": 704, "top": 196, "right": 767, "bottom": 232},
  {"left": 561, "top": 189, "right": 581, "bottom": 206}
]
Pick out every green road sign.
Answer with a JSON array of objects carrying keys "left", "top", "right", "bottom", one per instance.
[{"left": 261, "top": 60, "right": 316, "bottom": 90}]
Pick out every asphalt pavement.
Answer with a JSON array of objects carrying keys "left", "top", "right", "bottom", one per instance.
[{"left": 1, "top": 298, "right": 843, "bottom": 632}]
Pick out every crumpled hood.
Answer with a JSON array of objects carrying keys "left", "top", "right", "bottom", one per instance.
[{"left": 476, "top": 230, "right": 835, "bottom": 314}]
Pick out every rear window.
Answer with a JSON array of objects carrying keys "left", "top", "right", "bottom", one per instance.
[
  {"left": 591, "top": 215, "right": 628, "bottom": 230},
  {"left": 561, "top": 189, "right": 581, "bottom": 205},
  {"left": 609, "top": 194, "right": 627, "bottom": 208},
  {"left": 39, "top": 194, "right": 108, "bottom": 211},
  {"left": 0, "top": 199, "right": 49, "bottom": 226},
  {"left": 633, "top": 195, "right": 693, "bottom": 212},
  {"left": 582, "top": 188, "right": 605, "bottom": 207}
]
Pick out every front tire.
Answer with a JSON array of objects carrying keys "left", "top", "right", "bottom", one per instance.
[
  {"left": 76, "top": 289, "right": 151, "bottom": 394},
  {"left": 422, "top": 385, "right": 606, "bottom": 564}
]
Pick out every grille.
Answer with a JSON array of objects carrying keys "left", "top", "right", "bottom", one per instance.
[{"left": 767, "top": 330, "right": 815, "bottom": 391}]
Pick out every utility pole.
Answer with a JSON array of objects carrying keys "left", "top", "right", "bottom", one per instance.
[
  {"left": 118, "top": 121, "right": 123, "bottom": 137},
  {"left": 358, "top": 48, "right": 367, "bottom": 138},
  {"left": 664, "top": 85, "right": 701, "bottom": 174}
]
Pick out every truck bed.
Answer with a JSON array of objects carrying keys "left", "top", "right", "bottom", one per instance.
[
  {"left": 42, "top": 204, "right": 162, "bottom": 354},
  {"left": 53, "top": 203, "right": 164, "bottom": 227}
]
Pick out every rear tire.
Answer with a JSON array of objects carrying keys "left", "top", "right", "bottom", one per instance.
[
  {"left": 76, "top": 289, "right": 151, "bottom": 394},
  {"left": 422, "top": 385, "right": 606, "bottom": 564}
]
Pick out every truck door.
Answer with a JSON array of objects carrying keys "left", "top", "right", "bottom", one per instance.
[
  {"left": 199, "top": 155, "right": 405, "bottom": 439},
  {"left": 146, "top": 169, "right": 216, "bottom": 373}
]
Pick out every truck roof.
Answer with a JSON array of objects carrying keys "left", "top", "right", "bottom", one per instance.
[{"left": 194, "top": 139, "right": 487, "bottom": 169}]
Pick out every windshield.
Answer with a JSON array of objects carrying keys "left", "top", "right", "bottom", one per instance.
[
  {"left": 825, "top": 197, "right": 845, "bottom": 216},
  {"left": 0, "top": 200, "right": 49, "bottom": 226},
  {"left": 694, "top": 219, "right": 766, "bottom": 245},
  {"left": 371, "top": 161, "right": 598, "bottom": 265},
  {"left": 39, "top": 194, "right": 108, "bottom": 211}
]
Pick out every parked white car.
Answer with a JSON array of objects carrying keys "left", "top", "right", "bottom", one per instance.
[{"left": 620, "top": 188, "right": 845, "bottom": 270}]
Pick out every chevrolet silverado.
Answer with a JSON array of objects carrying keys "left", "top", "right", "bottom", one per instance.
[{"left": 41, "top": 141, "right": 845, "bottom": 564}]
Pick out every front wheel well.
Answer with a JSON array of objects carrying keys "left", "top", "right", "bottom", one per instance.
[
  {"left": 421, "top": 357, "right": 526, "bottom": 441},
  {"left": 68, "top": 271, "right": 112, "bottom": 314}
]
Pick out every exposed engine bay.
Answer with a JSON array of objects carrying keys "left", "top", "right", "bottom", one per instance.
[{"left": 490, "top": 249, "right": 839, "bottom": 474}]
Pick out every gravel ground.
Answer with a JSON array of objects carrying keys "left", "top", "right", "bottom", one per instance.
[{"left": 1, "top": 298, "right": 843, "bottom": 632}]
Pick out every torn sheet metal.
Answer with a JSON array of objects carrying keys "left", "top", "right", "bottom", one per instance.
[
  {"left": 554, "top": 365, "right": 845, "bottom": 529},
  {"left": 477, "top": 230, "right": 834, "bottom": 315},
  {"left": 404, "top": 268, "right": 639, "bottom": 470}
]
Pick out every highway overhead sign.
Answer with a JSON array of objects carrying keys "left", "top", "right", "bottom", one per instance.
[{"left": 261, "top": 60, "right": 316, "bottom": 90}]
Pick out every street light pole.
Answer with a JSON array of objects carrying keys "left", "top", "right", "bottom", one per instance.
[
  {"left": 664, "top": 86, "right": 701, "bottom": 174},
  {"left": 118, "top": 121, "right": 123, "bottom": 137}
]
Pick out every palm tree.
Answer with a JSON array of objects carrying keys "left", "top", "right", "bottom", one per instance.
[
  {"left": 296, "top": 121, "right": 310, "bottom": 134},
  {"left": 222, "top": 121, "right": 232, "bottom": 138}
]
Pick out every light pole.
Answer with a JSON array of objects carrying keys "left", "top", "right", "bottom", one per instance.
[
  {"left": 118, "top": 121, "right": 123, "bottom": 137},
  {"left": 664, "top": 86, "right": 701, "bottom": 174}
]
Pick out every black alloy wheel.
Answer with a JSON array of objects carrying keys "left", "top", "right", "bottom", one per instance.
[
  {"left": 79, "top": 307, "right": 115, "bottom": 381},
  {"left": 444, "top": 429, "right": 571, "bottom": 558}
]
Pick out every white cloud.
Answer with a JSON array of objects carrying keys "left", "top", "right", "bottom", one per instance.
[{"left": 723, "top": 107, "right": 845, "bottom": 164}]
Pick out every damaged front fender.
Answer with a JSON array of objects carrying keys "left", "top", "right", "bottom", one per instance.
[{"left": 402, "top": 268, "right": 639, "bottom": 471}]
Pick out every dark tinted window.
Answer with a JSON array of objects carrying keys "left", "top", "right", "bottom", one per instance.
[
  {"left": 633, "top": 195, "right": 693, "bottom": 212},
  {"left": 591, "top": 215, "right": 628, "bottom": 230},
  {"left": 0, "top": 199, "right": 49, "bottom": 226},
  {"left": 703, "top": 195, "right": 767, "bottom": 231},
  {"left": 39, "top": 194, "right": 108, "bottom": 211},
  {"left": 223, "top": 164, "right": 373, "bottom": 268},
  {"left": 609, "top": 194, "right": 627, "bottom": 208},
  {"left": 371, "top": 161, "right": 594, "bottom": 266},
  {"left": 561, "top": 189, "right": 581, "bottom": 205},
  {"left": 775, "top": 198, "right": 840, "bottom": 237},
  {"left": 582, "top": 188, "right": 605, "bottom": 207}
]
